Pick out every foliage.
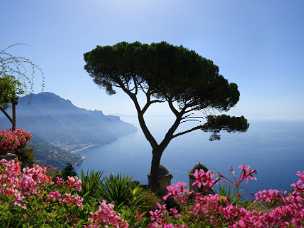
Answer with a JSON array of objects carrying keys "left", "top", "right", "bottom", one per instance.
[
  {"left": 146, "top": 166, "right": 304, "bottom": 227},
  {"left": 0, "top": 128, "right": 32, "bottom": 154},
  {"left": 61, "top": 163, "right": 77, "bottom": 180},
  {"left": 0, "top": 159, "right": 304, "bottom": 227},
  {"left": 0, "top": 76, "right": 23, "bottom": 107},
  {"left": 80, "top": 169, "right": 103, "bottom": 199},
  {"left": 0, "top": 45, "right": 44, "bottom": 130},
  {"left": 99, "top": 175, "right": 135, "bottom": 208},
  {"left": 100, "top": 174, "right": 158, "bottom": 211},
  {"left": 84, "top": 41, "right": 249, "bottom": 190},
  {"left": 0, "top": 159, "right": 104, "bottom": 227},
  {"left": 84, "top": 42, "right": 239, "bottom": 110},
  {"left": 16, "top": 146, "right": 34, "bottom": 168},
  {"left": 201, "top": 115, "right": 249, "bottom": 141}
]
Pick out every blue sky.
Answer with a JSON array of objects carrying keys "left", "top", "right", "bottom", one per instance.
[{"left": 1, "top": 0, "right": 304, "bottom": 120}]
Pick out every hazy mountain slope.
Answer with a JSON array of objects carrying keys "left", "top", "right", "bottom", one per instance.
[
  {"left": 30, "top": 135, "right": 82, "bottom": 169},
  {"left": 15, "top": 92, "right": 136, "bottom": 145},
  {"left": 0, "top": 92, "right": 136, "bottom": 168}
]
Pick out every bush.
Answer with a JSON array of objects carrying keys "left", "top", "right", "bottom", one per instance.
[
  {"left": 0, "top": 128, "right": 31, "bottom": 154},
  {"left": 100, "top": 174, "right": 158, "bottom": 211},
  {"left": 80, "top": 170, "right": 103, "bottom": 200},
  {"left": 61, "top": 163, "right": 77, "bottom": 179},
  {"left": 1, "top": 159, "right": 304, "bottom": 227},
  {"left": 0, "top": 159, "right": 127, "bottom": 227}
]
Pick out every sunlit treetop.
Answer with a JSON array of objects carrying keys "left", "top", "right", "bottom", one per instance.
[
  {"left": 84, "top": 41, "right": 239, "bottom": 112},
  {"left": 84, "top": 41, "right": 249, "bottom": 191},
  {"left": 84, "top": 41, "right": 248, "bottom": 146}
]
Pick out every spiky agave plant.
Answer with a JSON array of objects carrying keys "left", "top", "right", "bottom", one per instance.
[
  {"left": 80, "top": 170, "right": 103, "bottom": 200},
  {"left": 100, "top": 174, "right": 158, "bottom": 211}
]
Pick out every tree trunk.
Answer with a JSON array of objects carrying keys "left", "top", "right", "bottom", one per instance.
[
  {"left": 12, "top": 101, "right": 16, "bottom": 131},
  {"left": 149, "top": 148, "right": 163, "bottom": 192}
]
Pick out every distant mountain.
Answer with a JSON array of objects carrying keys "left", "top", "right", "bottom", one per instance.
[{"left": 0, "top": 92, "right": 136, "bottom": 168}]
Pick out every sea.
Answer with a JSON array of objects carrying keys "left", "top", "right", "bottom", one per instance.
[{"left": 77, "top": 116, "right": 304, "bottom": 196}]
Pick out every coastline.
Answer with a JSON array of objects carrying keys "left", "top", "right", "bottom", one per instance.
[
  {"left": 70, "top": 144, "right": 98, "bottom": 154},
  {"left": 72, "top": 130, "right": 138, "bottom": 169}
]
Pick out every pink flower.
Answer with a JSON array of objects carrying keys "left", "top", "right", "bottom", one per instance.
[
  {"left": 192, "top": 169, "right": 215, "bottom": 189},
  {"left": 149, "top": 203, "right": 167, "bottom": 224},
  {"left": 66, "top": 176, "right": 82, "bottom": 191},
  {"left": 20, "top": 174, "right": 37, "bottom": 195},
  {"left": 296, "top": 171, "right": 304, "bottom": 181},
  {"left": 163, "top": 182, "right": 190, "bottom": 203},
  {"left": 255, "top": 189, "right": 283, "bottom": 203},
  {"left": 169, "top": 208, "right": 181, "bottom": 219},
  {"left": 0, "top": 129, "right": 31, "bottom": 152},
  {"left": 47, "top": 191, "right": 61, "bottom": 202},
  {"left": 23, "top": 165, "right": 51, "bottom": 185},
  {"left": 291, "top": 171, "right": 304, "bottom": 193},
  {"left": 163, "top": 224, "right": 188, "bottom": 228},
  {"left": 191, "top": 194, "right": 227, "bottom": 218},
  {"left": 62, "top": 193, "right": 83, "bottom": 208},
  {"left": 55, "top": 176, "right": 64, "bottom": 185},
  {"left": 0, "top": 159, "right": 21, "bottom": 176},
  {"left": 239, "top": 165, "right": 257, "bottom": 182},
  {"left": 13, "top": 191, "right": 26, "bottom": 209},
  {"left": 88, "top": 200, "right": 128, "bottom": 228}
]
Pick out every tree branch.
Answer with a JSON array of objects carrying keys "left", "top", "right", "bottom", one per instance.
[
  {"left": 130, "top": 75, "right": 138, "bottom": 94},
  {"left": 158, "top": 106, "right": 184, "bottom": 150},
  {"left": 172, "top": 125, "right": 202, "bottom": 138},
  {"left": 181, "top": 119, "right": 202, "bottom": 124},
  {"left": 117, "top": 80, "right": 159, "bottom": 149},
  {"left": 168, "top": 99, "right": 179, "bottom": 117},
  {"left": 184, "top": 107, "right": 199, "bottom": 113},
  {"left": 0, "top": 106, "right": 13, "bottom": 125},
  {"left": 159, "top": 116, "right": 182, "bottom": 150},
  {"left": 142, "top": 99, "right": 164, "bottom": 114},
  {"left": 182, "top": 116, "right": 205, "bottom": 120}
]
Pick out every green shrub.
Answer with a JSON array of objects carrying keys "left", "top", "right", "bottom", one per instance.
[
  {"left": 61, "top": 163, "right": 77, "bottom": 179},
  {"left": 80, "top": 170, "right": 103, "bottom": 200},
  {"left": 100, "top": 174, "right": 158, "bottom": 211}
]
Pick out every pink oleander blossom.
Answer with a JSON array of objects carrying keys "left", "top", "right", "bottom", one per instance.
[
  {"left": 13, "top": 191, "right": 26, "bottom": 208},
  {"left": 54, "top": 176, "right": 64, "bottom": 185},
  {"left": 148, "top": 223, "right": 188, "bottom": 228},
  {"left": 163, "top": 224, "right": 188, "bottom": 228},
  {"left": 47, "top": 191, "right": 61, "bottom": 202},
  {"left": 2, "top": 158, "right": 304, "bottom": 227},
  {"left": 20, "top": 174, "right": 37, "bottom": 195},
  {"left": 62, "top": 193, "right": 83, "bottom": 208},
  {"left": 87, "top": 200, "right": 128, "bottom": 228},
  {"left": 0, "top": 128, "right": 31, "bottom": 152},
  {"left": 66, "top": 176, "right": 82, "bottom": 191},
  {"left": 23, "top": 164, "right": 52, "bottom": 185}
]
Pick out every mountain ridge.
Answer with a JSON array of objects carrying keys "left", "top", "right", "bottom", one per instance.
[{"left": 0, "top": 92, "right": 137, "bottom": 168}]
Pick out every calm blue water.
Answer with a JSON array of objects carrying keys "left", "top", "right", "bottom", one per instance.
[{"left": 77, "top": 116, "right": 304, "bottom": 195}]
